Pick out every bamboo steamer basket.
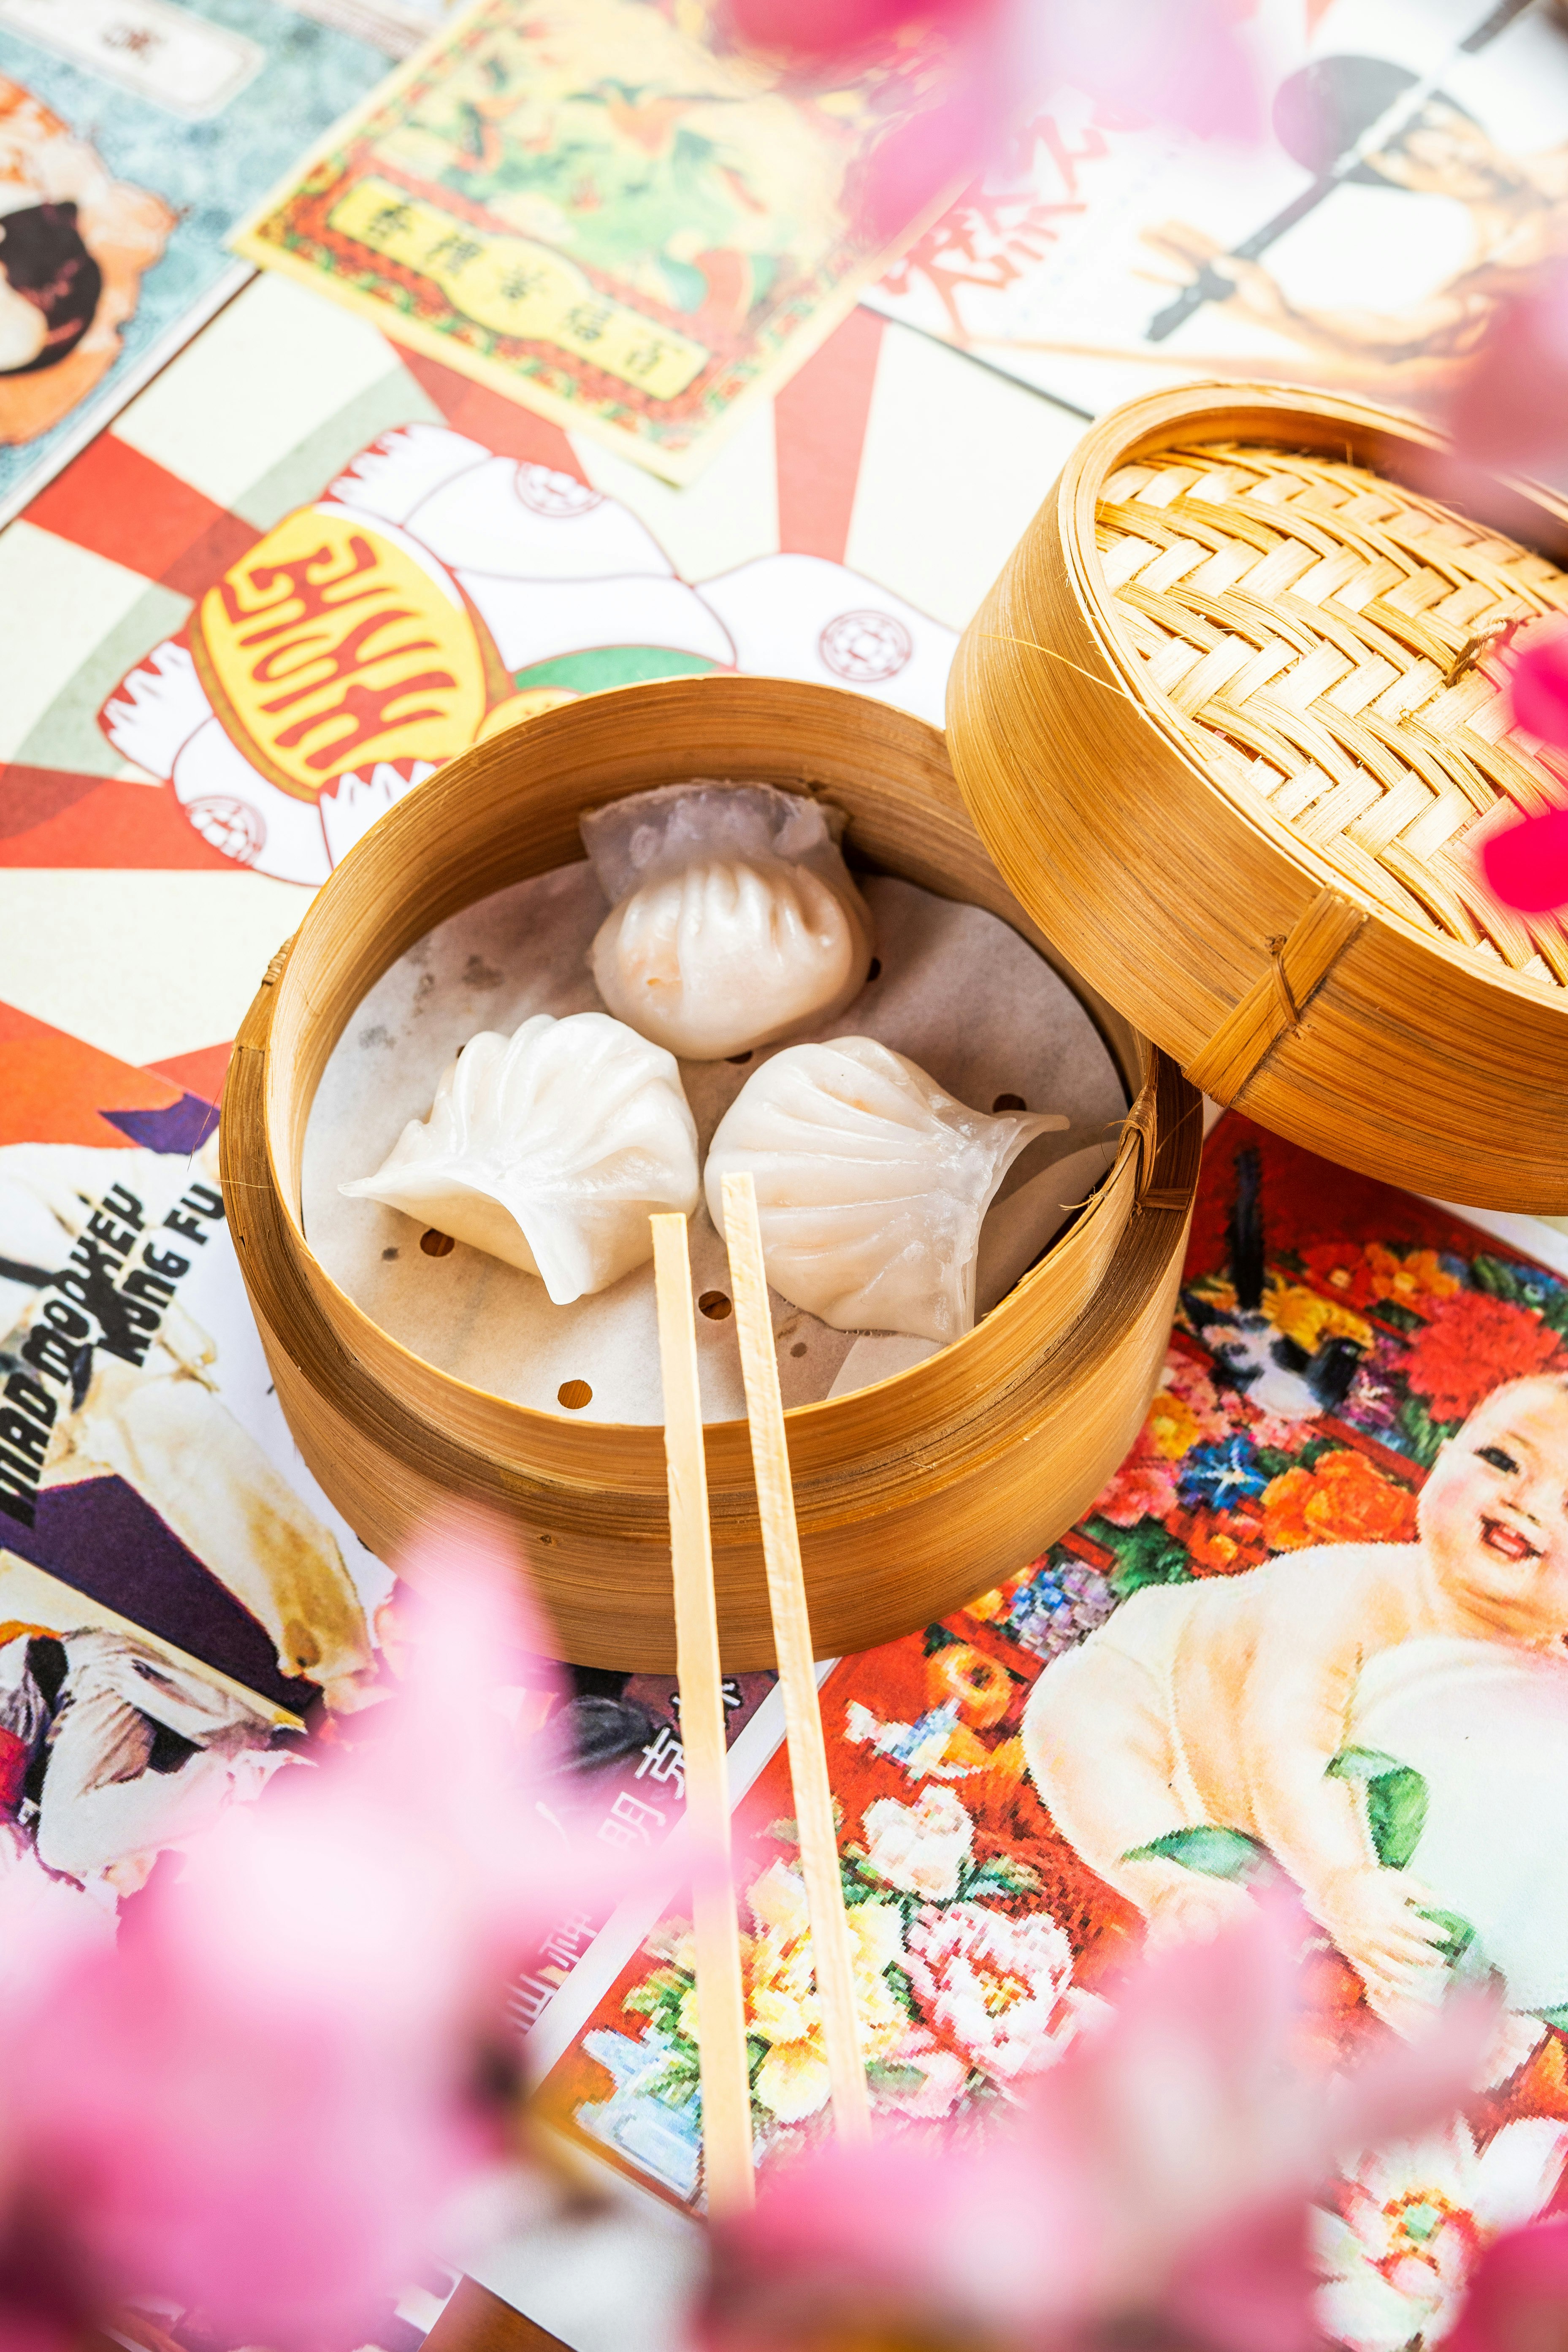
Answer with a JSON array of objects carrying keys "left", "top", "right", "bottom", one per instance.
[
  {"left": 221, "top": 675, "right": 1199, "bottom": 1671},
  {"left": 949, "top": 382, "right": 1568, "bottom": 1212}
]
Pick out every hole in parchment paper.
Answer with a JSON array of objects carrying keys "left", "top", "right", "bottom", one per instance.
[
  {"left": 420, "top": 1229, "right": 455, "bottom": 1256},
  {"left": 382, "top": 1246, "right": 399, "bottom": 1260},
  {"left": 699, "top": 1291, "right": 732, "bottom": 1320},
  {"left": 557, "top": 1379, "right": 593, "bottom": 1410},
  {"left": 791, "top": 1342, "right": 808, "bottom": 1358},
  {"left": 992, "top": 1092, "right": 1026, "bottom": 1113},
  {"left": 867, "top": 957, "right": 882, "bottom": 981},
  {"left": 726, "top": 1049, "right": 753, "bottom": 1065}
]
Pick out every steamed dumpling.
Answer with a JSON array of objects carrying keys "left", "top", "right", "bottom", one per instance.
[
  {"left": 582, "top": 780, "right": 873, "bottom": 1060},
  {"left": 341, "top": 1011, "right": 698, "bottom": 1304},
  {"left": 704, "top": 1037, "right": 1067, "bottom": 1344}
]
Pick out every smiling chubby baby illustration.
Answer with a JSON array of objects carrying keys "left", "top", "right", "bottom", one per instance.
[{"left": 1024, "top": 1375, "right": 1568, "bottom": 2023}]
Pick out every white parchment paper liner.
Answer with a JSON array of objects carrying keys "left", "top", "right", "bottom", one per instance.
[{"left": 302, "top": 863, "right": 1128, "bottom": 1423}]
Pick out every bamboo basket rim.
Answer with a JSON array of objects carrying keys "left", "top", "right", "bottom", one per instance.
[
  {"left": 245, "top": 674, "right": 1161, "bottom": 1449},
  {"left": 1053, "top": 379, "right": 1568, "bottom": 1018}
]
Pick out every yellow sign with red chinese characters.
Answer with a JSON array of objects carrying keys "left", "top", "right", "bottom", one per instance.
[
  {"left": 233, "top": 0, "right": 953, "bottom": 485},
  {"left": 188, "top": 505, "right": 491, "bottom": 800},
  {"left": 329, "top": 181, "right": 708, "bottom": 402}
]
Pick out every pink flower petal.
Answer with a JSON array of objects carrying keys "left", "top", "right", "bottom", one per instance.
[
  {"left": 1043, "top": 0, "right": 1262, "bottom": 142},
  {"left": 1447, "top": 2214, "right": 1568, "bottom": 2352},
  {"left": 850, "top": 64, "right": 1009, "bottom": 242},
  {"left": 1448, "top": 264, "right": 1568, "bottom": 474},
  {"left": 728, "top": 0, "right": 1259, "bottom": 253},
  {"left": 0, "top": 1515, "right": 630, "bottom": 2347},
  {"left": 720, "top": 0, "right": 984, "bottom": 67},
  {"left": 1166, "top": 2197, "right": 1319, "bottom": 2352},
  {"left": 702, "top": 1902, "right": 1497, "bottom": 2352},
  {"left": 1480, "top": 810, "right": 1568, "bottom": 915},
  {"left": 1510, "top": 637, "right": 1568, "bottom": 749}
]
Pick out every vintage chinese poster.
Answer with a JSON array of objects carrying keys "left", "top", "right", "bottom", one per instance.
[
  {"left": 0, "top": 0, "right": 388, "bottom": 526},
  {"left": 868, "top": 0, "right": 1568, "bottom": 421},
  {"left": 0, "top": 256, "right": 1066, "bottom": 1973},
  {"left": 232, "top": 0, "right": 964, "bottom": 483},
  {"left": 0, "top": 264, "right": 1080, "bottom": 1060},
  {"left": 0, "top": 993, "right": 778, "bottom": 2352},
  {"left": 530, "top": 1113, "right": 1568, "bottom": 2349}
]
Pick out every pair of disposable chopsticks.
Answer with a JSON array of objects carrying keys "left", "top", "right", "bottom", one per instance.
[{"left": 651, "top": 1172, "right": 871, "bottom": 2219}]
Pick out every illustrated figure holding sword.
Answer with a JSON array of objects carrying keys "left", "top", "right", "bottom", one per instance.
[{"left": 1141, "top": 0, "right": 1568, "bottom": 396}]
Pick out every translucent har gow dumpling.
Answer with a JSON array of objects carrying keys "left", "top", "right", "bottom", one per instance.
[
  {"left": 581, "top": 780, "right": 873, "bottom": 1061},
  {"left": 340, "top": 1011, "right": 698, "bottom": 1305},
  {"left": 704, "top": 1037, "right": 1067, "bottom": 1344}
]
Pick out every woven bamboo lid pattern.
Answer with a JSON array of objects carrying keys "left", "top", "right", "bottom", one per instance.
[
  {"left": 1099, "top": 441, "right": 1568, "bottom": 989},
  {"left": 948, "top": 383, "right": 1568, "bottom": 1213}
]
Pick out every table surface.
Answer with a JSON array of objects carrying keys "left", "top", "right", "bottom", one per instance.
[{"left": 10, "top": 4, "right": 1568, "bottom": 2347}]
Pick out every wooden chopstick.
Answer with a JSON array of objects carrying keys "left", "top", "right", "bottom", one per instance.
[
  {"left": 720, "top": 1171, "right": 872, "bottom": 2146},
  {"left": 650, "top": 1213, "right": 755, "bottom": 2215}
]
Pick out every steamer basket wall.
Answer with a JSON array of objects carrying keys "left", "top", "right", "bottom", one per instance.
[
  {"left": 219, "top": 676, "right": 1200, "bottom": 1670},
  {"left": 949, "top": 382, "right": 1568, "bottom": 1213}
]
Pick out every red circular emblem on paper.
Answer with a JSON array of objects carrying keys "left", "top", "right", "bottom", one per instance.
[{"left": 818, "top": 609, "right": 913, "bottom": 683}]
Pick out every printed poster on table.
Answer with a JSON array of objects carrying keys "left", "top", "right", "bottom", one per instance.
[
  {"left": 530, "top": 1112, "right": 1568, "bottom": 2352},
  {"left": 232, "top": 0, "right": 963, "bottom": 483},
  {"left": 867, "top": 0, "right": 1568, "bottom": 422},
  {"left": 0, "top": 0, "right": 389, "bottom": 526},
  {"left": 0, "top": 1000, "right": 775, "bottom": 2352},
  {"left": 0, "top": 1022, "right": 393, "bottom": 1908},
  {"left": 0, "top": 260, "right": 1074, "bottom": 1232}
]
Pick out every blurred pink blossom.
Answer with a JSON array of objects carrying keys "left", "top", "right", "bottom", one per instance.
[
  {"left": 1479, "top": 808, "right": 1568, "bottom": 915},
  {"left": 852, "top": 53, "right": 1012, "bottom": 240},
  {"left": 1447, "top": 2211, "right": 1568, "bottom": 2352},
  {"left": 1436, "top": 265, "right": 1568, "bottom": 916},
  {"left": 1507, "top": 632, "right": 1568, "bottom": 748},
  {"left": 1043, "top": 0, "right": 1261, "bottom": 144},
  {"left": 1471, "top": 631, "right": 1568, "bottom": 914},
  {"left": 1448, "top": 262, "right": 1568, "bottom": 476},
  {"left": 0, "top": 1517, "right": 626, "bottom": 2349},
  {"left": 702, "top": 1901, "right": 1495, "bottom": 2352},
  {"left": 1317, "top": 2119, "right": 1568, "bottom": 2352},
  {"left": 721, "top": 0, "right": 981, "bottom": 67},
  {"left": 723, "top": 0, "right": 1258, "bottom": 241}
]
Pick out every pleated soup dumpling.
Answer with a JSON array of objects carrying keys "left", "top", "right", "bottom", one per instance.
[
  {"left": 581, "top": 780, "right": 874, "bottom": 1061},
  {"left": 704, "top": 1037, "right": 1067, "bottom": 1345},
  {"left": 340, "top": 1010, "right": 699, "bottom": 1304}
]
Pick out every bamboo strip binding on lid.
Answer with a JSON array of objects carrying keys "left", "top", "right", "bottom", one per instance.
[
  {"left": 948, "top": 382, "right": 1568, "bottom": 1212},
  {"left": 219, "top": 676, "right": 1200, "bottom": 1672}
]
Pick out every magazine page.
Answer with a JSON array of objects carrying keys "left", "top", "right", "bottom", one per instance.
[
  {"left": 230, "top": 0, "right": 971, "bottom": 485},
  {"left": 0, "top": 998, "right": 777, "bottom": 2350},
  {"left": 0, "top": 0, "right": 389, "bottom": 526},
  {"left": 867, "top": 0, "right": 1568, "bottom": 423},
  {"left": 0, "top": 263, "right": 1082, "bottom": 1076},
  {"left": 527, "top": 1109, "right": 1568, "bottom": 2352}
]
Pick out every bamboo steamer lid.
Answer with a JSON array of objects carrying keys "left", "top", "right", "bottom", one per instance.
[
  {"left": 948, "top": 382, "right": 1568, "bottom": 1212},
  {"left": 220, "top": 675, "right": 1200, "bottom": 1670}
]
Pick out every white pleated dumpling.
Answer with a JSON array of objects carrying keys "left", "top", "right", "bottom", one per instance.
[
  {"left": 340, "top": 1011, "right": 698, "bottom": 1304},
  {"left": 704, "top": 1037, "right": 1067, "bottom": 1344},
  {"left": 582, "top": 780, "right": 873, "bottom": 1060}
]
